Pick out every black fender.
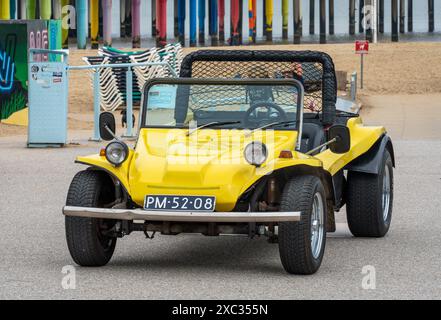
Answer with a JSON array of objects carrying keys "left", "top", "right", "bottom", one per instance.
[{"left": 346, "top": 134, "right": 395, "bottom": 175}]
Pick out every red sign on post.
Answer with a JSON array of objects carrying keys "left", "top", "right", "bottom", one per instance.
[{"left": 355, "top": 40, "right": 369, "bottom": 54}]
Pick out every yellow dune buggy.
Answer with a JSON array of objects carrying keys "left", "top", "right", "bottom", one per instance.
[{"left": 63, "top": 50, "right": 394, "bottom": 274}]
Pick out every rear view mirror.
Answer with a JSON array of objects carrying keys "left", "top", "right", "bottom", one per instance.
[
  {"left": 328, "top": 125, "right": 350, "bottom": 154},
  {"left": 99, "top": 112, "right": 116, "bottom": 141}
]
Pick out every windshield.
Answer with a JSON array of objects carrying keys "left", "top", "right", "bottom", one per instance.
[{"left": 142, "top": 80, "right": 301, "bottom": 130}]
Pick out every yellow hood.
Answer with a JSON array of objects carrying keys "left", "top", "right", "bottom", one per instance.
[{"left": 128, "top": 128, "right": 308, "bottom": 211}]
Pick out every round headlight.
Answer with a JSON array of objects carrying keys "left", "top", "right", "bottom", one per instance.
[
  {"left": 244, "top": 142, "right": 268, "bottom": 166},
  {"left": 105, "top": 141, "right": 128, "bottom": 166}
]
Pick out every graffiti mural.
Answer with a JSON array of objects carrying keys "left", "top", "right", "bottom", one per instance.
[{"left": 0, "top": 20, "right": 48, "bottom": 123}]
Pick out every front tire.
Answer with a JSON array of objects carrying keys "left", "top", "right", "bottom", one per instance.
[
  {"left": 278, "top": 176, "right": 327, "bottom": 275},
  {"left": 65, "top": 170, "right": 117, "bottom": 267},
  {"left": 346, "top": 150, "right": 394, "bottom": 237}
]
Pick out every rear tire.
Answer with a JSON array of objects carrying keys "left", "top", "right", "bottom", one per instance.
[
  {"left": 346, "top": 150, "right": 394, "bottom": 237},
  {"left": 278, "top": 176, "right": 327, "bottom": 275},
  {"left": 65, "top": 170, "right": 117, "bottom": 267}
]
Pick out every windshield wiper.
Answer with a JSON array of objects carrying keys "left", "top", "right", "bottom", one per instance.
[
  {"left": 246, "top": 120, "right": 296, "bottom": 136},
  {"left": 187, "top": 121, "right": 241, "bottom": 136}
]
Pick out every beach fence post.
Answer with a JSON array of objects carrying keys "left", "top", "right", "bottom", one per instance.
[
  {"left": 365, "top": 0, "right": 372, "bottom": 42},
  {"left": 349, "top": 0, "right": 355, "bottom": 35},
  {"left": 408, "top": 0, "right": 413, "bottom": 32},
  {"left": 320, "top": 0, "right": 326, "bottom": 44},
  {"left": 379, "top": 0, "right": 384, "bottom": 33},
  {"left": 19, "top": 0, "right": 26, "bottom": 19},
  {"left": 198, "top": 0, "right": 206, "bottom": 44},
  {"left": 294, "top": 0, "right": 301, "bottom": 44},
  {"left": 174, "top": 0, "right": 179, "bottom": 37},
  {"left": 132, "top": 0, "right": 141, "bottom": 48},
  {"left": 40, "top": 0, "right": 51, "bottom": 19},
  {"left": 310, "top": 0, "right": 315, "bottom": 35},
  {"left": 359, "top": 0, "right": 365, "bottom": 33},
  {"left": 103, "top": 0, "right": 113, "bottom": 47},
  {"left": 209, "top": 0, "right": 219, "bottom": 45},
  {"left": 76, "top": 0, "right": 87, "bottom": 49},
  {"left": 190, "top": 0, "right": 197, "bottom": 46},
  {"left": 218, "top": 0, "right": 225, "bottom": 43},
  {"left": 282, "top": 0, "right": 289, "bottom": 39},
  {"left": 90, "top": 0, "right": 99, "bottom": 49},
  {"left": 329, "top": 0, "right": 335, "bottom": 35},
  {"left": 264, "top": 0, "right": 273, "bottom": 42},
  {"left": 26, "top": 0, "right": 36, "bottom": 19},
  {"left": 391, "top": 0, "right": 398, "bottom": 42},
  {"left": 10, "top": 0, "right": 16, "bottom": 18},
  {"left": 177, "top": 0, "right": 186, "bottom": 45},
  {"left": 399, "top": 0, "right": 405, "bottom": 33},
  {"left": 428, "top": 0, "right": 434, "bottom": 32},
  {"left": 156, "top": 0, "right": 167, "bottom": 47},
  {"left": 60, "top": 0, "right": 69, "bottom": 49},
  {"left": 373, "top": 0, "right": 377, "bottom": 43},
  {"left": 0, "top": 0, "right": 10, "bottom": 19}
]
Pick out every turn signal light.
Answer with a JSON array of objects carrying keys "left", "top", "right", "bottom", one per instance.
[
  {"left": 100, "top": 147, "right": 106, "bottom": 157},
  {"left": 279, "top": 150, "right": 293, "bottom": 159}
]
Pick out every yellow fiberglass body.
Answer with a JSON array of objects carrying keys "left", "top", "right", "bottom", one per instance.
[{"left": 76, "top": 117, "right": 385, "bottom": 212}]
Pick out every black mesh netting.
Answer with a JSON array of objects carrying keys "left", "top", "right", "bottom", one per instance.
[
  {"left": 180, "top": 50, "right": 337, "bottom": 125},
  {"left": 188, "top": 84, "right": 298, "bottom": 111}
]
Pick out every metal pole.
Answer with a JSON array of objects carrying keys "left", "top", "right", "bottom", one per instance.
[
  {"left": 399, "top": 0, "right": 405, "bottom": 33},
  {"left": 408, "top": 0, "right": 413, "bottom": 32},
  {"left": 294, "top": 0, "right": 301, "bottom": 44},
  {"left": 90, "top": 0, "right": 99, "bottom": 49},
  {"left": 379, "top": 0, "right": 384, "bottom": 33},
  {"left": 198, "top": 0, "right": 206, "bottom": 44},
  {"left": 76, "top": 0, "right": 87, "bottom": 49},
  {"left": 310, "top": 0, "right": 315, "bottom": 35},
  {"left": 282, "top": 0, "right": 289, "bottom": 39},
  {"left": 209, "top": 0, "right": 219, "bottom": 45},
  {"left": 373, "top": 0, "right": 377, "bottom": 43},
  {"left": 365, "top": 0, "right": 372, "bottom": 42},
  {"left": 349, "top": 0, "right": 355, "bottom": 35},
  {"left": 391, "top": 0, "right": 398, "bottom": 42},
  {"left": 178, "top": 0, "right": 186, "bottom": 45},
  {"left": 428, "top": 0, "right": 434, "bottom": 33},
  {"left": 359, "top": 0, "right": 365, "bottom": 33},
  {"left": 125, "top": 69, "right": 134, "bottom": 137},
  {"left": 360, "top": 54, "right": 364, "bottom": 89},
  {"left": 132, "top": 0, "right": 141, "bottom": 48},
  {"left": 190, "top": 0, "right": 197, "bottom": 46},
  {"left": 320, "top": 0, "right": 326, "bottom": 44},
  {"left": 103, "top": 0, "right": 113, "bottom": 47},
  {"left": 329, "top": 0, "right": 334, "bottom": 35},
  {"left": 92, "top": 71, "right": 101, "bottom": 141},
  {"left": 264, "top": 0, "right": 273, "bottom": 42},
  {"left": 218, "top": 0, "right": 225, "bottom": 43}
]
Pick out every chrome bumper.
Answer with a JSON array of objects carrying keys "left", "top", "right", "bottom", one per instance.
[{"left": 62, "top": 206, "right": 300, "bottom": 223}]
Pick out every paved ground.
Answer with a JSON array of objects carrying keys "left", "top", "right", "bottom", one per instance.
[{"left": 0, "top": 95, "right": 440, "bottom": 299}]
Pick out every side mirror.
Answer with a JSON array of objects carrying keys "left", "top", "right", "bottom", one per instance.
[
  {"left": 99, "top": 112, "right": 116, "bottom": 141},
  {"left": 328, "top": 125, "right": 351, "bottom": 154}
]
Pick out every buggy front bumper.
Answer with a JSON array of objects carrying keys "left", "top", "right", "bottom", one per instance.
[{"left": 62, "top": 206, "right": 300, "bottom": 223}]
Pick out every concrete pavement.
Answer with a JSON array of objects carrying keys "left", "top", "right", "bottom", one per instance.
[{"left": 0, "top": 95, "right": 440, "bottom": 299}]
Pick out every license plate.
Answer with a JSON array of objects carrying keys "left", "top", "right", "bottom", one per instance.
[{"left": 144, "top": 195, "right": 216, "bottom": 212}]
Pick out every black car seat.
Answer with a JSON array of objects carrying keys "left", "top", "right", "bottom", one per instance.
[{"left": 300, "top": 123, "right": 326, "bottom": 155}]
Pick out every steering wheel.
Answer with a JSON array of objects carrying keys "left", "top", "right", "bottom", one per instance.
[{"left": 244, "top": 101, "right": 288, "bottom": 127}]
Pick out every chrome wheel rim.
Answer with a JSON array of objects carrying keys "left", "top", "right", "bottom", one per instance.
[
  {"left": 382, "top": 165, "right": 391, "bottom": 222},
  {"left": 311, "top": 192, "right": 325, "bottom": 259}
]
